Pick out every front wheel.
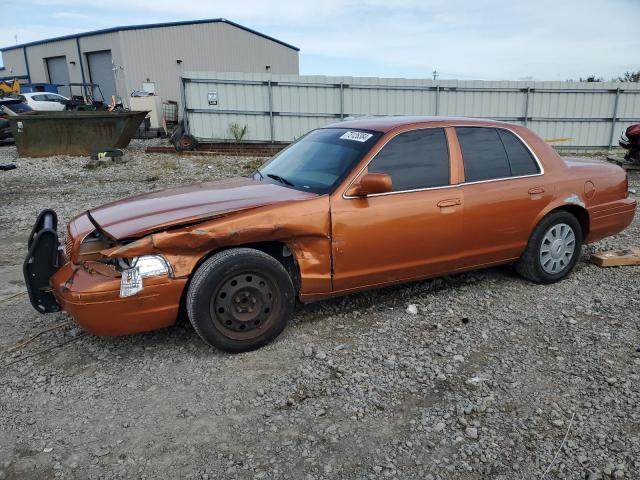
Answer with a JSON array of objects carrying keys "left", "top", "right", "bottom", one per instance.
[
  {"left": 515, "top": 211, "right": 583, "bottom": 284},
  {"left": 186, "top": 248, "right": 295, "bottom": 352}
]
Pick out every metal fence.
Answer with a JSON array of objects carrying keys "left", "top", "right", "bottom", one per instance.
[{"left": 181, "top": 72, "right": 640, "bottom": 150}]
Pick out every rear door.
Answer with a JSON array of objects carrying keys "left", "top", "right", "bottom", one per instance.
[
  {"left": 456, "top": 126, "right": 552, "bottom": 267},
  {"left": 331, "top": 127, "right": 464, "bottom": 292},
  {"left": 45, "top": 94, "right": 67, "bottom": 110},
  {"left": 27, "top": 94, "right": 49, "bottom": 111}
]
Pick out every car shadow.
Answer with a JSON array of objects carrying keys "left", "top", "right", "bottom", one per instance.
[
  {"left": 43, "top": 261, "right": 576, "bottom": 363},
  {"left": 295, "top": 265, "right": 514, "bottom": 324}
]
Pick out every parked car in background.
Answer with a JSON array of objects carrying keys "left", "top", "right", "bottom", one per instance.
[
  {"left": 20, "top": 92, "right": 68, "bottom": 111},
  {"left": 24, "top": 117, "right": 636, "bottom": 352},
  {"left": 0, "top": 98, "right": 33, "bottom": 141},
  {"left": 0, "top": 97, "right": 33, "bottom": 115},
  {"left": 0, "top": 117, "right": 10, "bottom": 141}
]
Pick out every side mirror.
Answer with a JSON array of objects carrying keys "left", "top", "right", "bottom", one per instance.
[{"left": 347, "top": 172, "right": 393, "bottom": 197}]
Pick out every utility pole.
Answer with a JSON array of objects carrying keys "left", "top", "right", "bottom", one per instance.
[{"left": 432, "top": 70, "right": 439, "bottom": 80}]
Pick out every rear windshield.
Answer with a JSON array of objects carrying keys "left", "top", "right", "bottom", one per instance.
[{"left": 256, "top": 128, "right": 381, "bottom": 194}]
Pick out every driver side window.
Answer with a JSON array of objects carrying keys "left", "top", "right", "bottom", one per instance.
[{"left": 368, "top": 128, "right": 450, "bottom": 192}]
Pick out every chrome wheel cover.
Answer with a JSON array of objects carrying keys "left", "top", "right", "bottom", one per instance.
[{"left": 539, "top": 222, "right": 576, "bottom": 274}]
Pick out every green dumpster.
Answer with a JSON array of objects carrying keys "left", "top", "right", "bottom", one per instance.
[{"left": 8, "top": 110, "right": 149, "bottom": 157}]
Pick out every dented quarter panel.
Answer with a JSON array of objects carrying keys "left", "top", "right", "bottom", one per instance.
[{"left": 532, "top": 158, "right": 635, "bottom": 243}]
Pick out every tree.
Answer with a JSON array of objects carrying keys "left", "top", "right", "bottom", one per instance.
[
  {"left": 618, "top": 70, "right": 640, "bottom": 82},
  {"left": 579, "top": 75, "right": 602, "bottom": 82}
]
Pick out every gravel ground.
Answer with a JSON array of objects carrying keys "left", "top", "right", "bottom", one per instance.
[{"left": 0, "top": 140, "right": 638, "bottom": 480}]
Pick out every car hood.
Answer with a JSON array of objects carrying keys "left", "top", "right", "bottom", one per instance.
[{"left": 89, "top": 177, "right": 318, "bottom": 240}]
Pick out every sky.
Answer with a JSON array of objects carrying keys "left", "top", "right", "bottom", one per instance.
[{"left": 1, "top": 0, "right": 639, "bottom": 81}]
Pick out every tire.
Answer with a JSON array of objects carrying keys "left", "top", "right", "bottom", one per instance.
[
  {"left": 180, "top": 134, "right": 198, "bottom": 151},
  {"left": 186, "top": 248, "right": 295, "bottom": 352},
  {"left": 515, "top": 210, "right": 583, "bottom": 284}
]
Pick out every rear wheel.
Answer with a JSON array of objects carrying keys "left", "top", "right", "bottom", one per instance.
[
  {"left": 515, "top": 211, "right": 582, "bottom": 284},
  {"left": 186, "top": 248, "right": 295, "bottom": 352}
]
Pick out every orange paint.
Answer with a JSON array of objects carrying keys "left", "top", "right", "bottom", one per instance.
[{"left": 50, "top": 117, "right": 635, "bottom": 336}]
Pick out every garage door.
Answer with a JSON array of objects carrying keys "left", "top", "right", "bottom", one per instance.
[
  {"left": 87, "top": 50, "right": 117, "bottom": 103},
  {"left": 45, "top": 56, "right": 70, "bottom": 97}
]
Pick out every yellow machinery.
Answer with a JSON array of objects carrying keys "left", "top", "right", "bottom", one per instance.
[{"left": 0, "top": 79, "right": 20, "bottom": 97}]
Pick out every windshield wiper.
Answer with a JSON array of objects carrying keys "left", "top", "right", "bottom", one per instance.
[{"left": 266, "top": 173, "right": 295, "bottom": 187}]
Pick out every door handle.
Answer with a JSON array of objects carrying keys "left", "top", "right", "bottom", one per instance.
[
  {"left": 437, "top": 198, "right": 462, "bottom": 208},
  {"left": 528, "top": 187, "right": 545, "bottom": 195}
]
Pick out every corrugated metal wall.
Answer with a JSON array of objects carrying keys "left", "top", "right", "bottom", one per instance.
[
  {"left": 2, "top": 22, "right": 299, "bottom": 109},
  {"left": 183, "top": 72, "right": 640, "bottom": 149},
  {"left": 121, "top": 22, "right": 298, "bottom": 106}
]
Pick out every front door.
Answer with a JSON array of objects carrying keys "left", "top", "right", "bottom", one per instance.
[{"left": 331, "top": 127, "right": 464, "bottom": 292}]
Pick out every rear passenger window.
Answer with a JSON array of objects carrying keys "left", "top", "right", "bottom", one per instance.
[
  {"left": 456, "top": 127, "right": 511, "bottom": 182},
  {"left": 368, "top": 128, "right": 449, "bottom": 191},
  {"left": 457, "top": 127, "right": 540, "bottom": 182},
  {"left": 498, "top": 129, "right": 540, "bottom": 176}
]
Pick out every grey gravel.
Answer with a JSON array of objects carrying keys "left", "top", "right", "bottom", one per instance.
[{"left": 0, "top": 143, "right": 639, "bottom": 479}]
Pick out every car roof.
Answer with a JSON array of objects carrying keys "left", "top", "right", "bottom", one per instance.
[{"left": 323, "top": 116, "right": 514, "bottom": 133}]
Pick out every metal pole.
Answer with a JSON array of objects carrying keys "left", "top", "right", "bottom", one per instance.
[
  {"left": 75, "top": 37, "right": 87, "bottom": 98},
  {"left": 523, "top": 87, "right": 530, "bottom": 126},
  {"left": 267, "top": 80, "right": 274, "bottom": 143},
  {"left": 22, "top": 47, "right": 31, "bottom": 83},
  {"left": 435, "top": 85, "right": 440, "bottom": 116},
  {"left": 339, "top": 82, "right": 344, "bottom": 119},
  {"left": 180, "top": 76, "right": 189, "bottom": 134},
  {"left": 608, "top": 88, "right": 621, "bottom": 150}
]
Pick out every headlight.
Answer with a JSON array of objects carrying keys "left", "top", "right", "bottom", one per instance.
[
  {"left": 119, "top": 255, "right": 171, "bottom": 298},
  {"left": 136, "top": 255, "right": 172, "bottom": 278}
]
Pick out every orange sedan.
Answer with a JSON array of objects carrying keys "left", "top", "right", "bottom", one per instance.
[{"left": 24, "top": 117, "right": 636, "bottom": 352}]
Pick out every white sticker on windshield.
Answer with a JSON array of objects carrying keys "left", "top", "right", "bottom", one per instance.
[{"left": 340, "top": 131, "right": 373, "bottom": 142}]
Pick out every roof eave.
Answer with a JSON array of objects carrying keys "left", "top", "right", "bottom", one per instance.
[{"left": 1, "top": 18, "right": 299, "bottom": 52}]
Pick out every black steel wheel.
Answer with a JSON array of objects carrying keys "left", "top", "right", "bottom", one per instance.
[{"left": 186, "top": 248, "right": 294, "bottom": 352}]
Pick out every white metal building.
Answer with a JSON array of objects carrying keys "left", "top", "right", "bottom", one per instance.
[{"left": 0, "top": 19, "right": 299, "bottom": 108}]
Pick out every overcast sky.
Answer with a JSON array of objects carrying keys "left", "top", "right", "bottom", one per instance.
[{"left": 1, "top": 0, "right": 639, "bottom": 81}]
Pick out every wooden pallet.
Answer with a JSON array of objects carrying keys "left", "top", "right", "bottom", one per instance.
[{"left": 591, "top": 248, "right": 640, "bottom": 267}]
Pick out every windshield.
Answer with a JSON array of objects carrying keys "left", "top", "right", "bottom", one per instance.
[{"left": 256, "top": 128, "right": 382, "bottom": 194}]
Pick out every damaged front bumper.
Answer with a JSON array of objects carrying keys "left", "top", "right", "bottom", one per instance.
[
  {"left": 50, "top": 262, "right": 186, "bottom": 336},
  {"left": 23, "top": 209, "right": 187, "bottom": 335}
]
